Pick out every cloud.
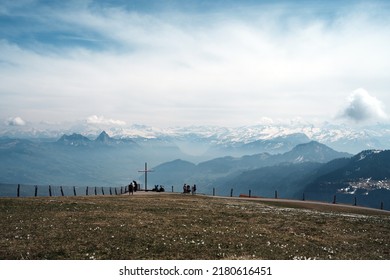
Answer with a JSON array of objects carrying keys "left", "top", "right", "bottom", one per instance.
[
  {"left": 86, "top": 115, "right": 126, "bottom": 126},
  {"left": 340, "top": 89, "right": 388, "bottom": 122},
  {"left": 6, "top": 116, "right": 26, "bottom": 126},
  {"left": 1, "top": 1, "right": 390, "bottom": 126}
]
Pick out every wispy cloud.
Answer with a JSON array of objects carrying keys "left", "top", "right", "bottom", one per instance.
[
  {"left": 1, "top": 1, "right": 390, "bottom": 127},
  {"left": 86, "top": 115, "right": 126, "bottom": 126}
]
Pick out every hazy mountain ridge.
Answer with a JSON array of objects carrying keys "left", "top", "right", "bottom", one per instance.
[
  {"left": 2, "top": 121, "right": 390, "bottom": 154},
  {"left": 148, "top": 141, "right": 351, "bottom": 189}
]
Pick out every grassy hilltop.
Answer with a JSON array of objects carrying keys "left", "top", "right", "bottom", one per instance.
[{"left": 0, "top": 193, "right": 389, "bottom": 260}]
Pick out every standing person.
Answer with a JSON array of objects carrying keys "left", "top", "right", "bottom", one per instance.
[
  {"left": 129, "top": 183, "right": 133, "bottom": 195},
  {"left": 192, "top": 184, "right": 197, "bottom": 195},
  {"left": 183, "top": 184, "right": 187, "bottom": 193}
]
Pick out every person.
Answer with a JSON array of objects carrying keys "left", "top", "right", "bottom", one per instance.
[
  {"left": 183, "top": 184, "right": 187, "bottom": 193},
  {"left": 192, "top": 184, "right": 197, "bottom": 195},
  {"left": 129, "top": 183, "right": 133, "bottom": 195}
]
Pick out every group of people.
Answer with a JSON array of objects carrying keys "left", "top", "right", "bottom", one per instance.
[
  {"left": 152, "top": 185, "right": 165, "bottom": 192},
  {"left": 128, "top": 180, "right": 138, "bottom": 193},
  {"left": 183, "top": 183, "right": 196, "bottom": 195}
]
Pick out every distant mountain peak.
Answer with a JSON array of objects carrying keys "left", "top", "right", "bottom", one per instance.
[
  {"left": 95, "top": 131, "right": 112, "bottom": 143},
  {"left": 284, "top": 141, "right": 351, "bottom": 163},
  {"left": 57, "top": 133, "right": 91, "bottom": 146}
]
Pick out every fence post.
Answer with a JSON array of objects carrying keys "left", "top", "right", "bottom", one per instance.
[
  {"left": 230, "top": 188, "right": 233, "bottom": 197},
  {"left": 353, "top": 196, "right": 357, "bottom": 206},
  {"left": 249, "top": 190, "right": 251, "bottom": 198},
  {"left": 86, "top": 186, "right": 89, "bottom": 196},
  {"left": 60, "top": 186, "right": 64, "bottom": 197},
  {"left": 95, "top": 187, "right": 97, "bottom": 196},
  {"left": 302, "top": 193, "right": 305, "bottom": 201},
  {"left": 275, "top": 190, "right": 278, "bottom": 199},
  {"left": 381, "top": 201, "right": 384, "bottom": 210},
  {"left": 102, "top": 187, "right": 105, "bottom": 196},
  {"left": 110, "top": 188, "right": 112, "bottom": 195},
  {"left": 333, "top": 195, "right": 336, "bottom": 204},
  {"left": 121, "top": 187, "right": 123, "bottom": 194},
  {"left": 213, "top": 188, "right": 215, "bottom": 196},
  {"left": 17, "top": 184, "right": 20, "bottom": 197},
  {"left": 73, "top": 186, "right": 77, "bottom": 196},
  {"left": 115, "top": 188, "right": 118, "bottom": 195},
  {"left": 35, "top": 185, "right": 38, "bottom": 197},
  {"left": 172, "top": 186, "right": 174, "bottom": 193}
]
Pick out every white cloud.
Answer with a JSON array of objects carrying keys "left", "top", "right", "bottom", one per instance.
[
  {"left": 6, "top": 117, "right": 26, "bottom": 126},
  {"left": 1, "top": 2, "right": 390, "bottom": 126},
  {"left": 340, "top": 88, "right": 388, "bottom": 123},
  {"left": 86, "top": 115, "right": 126, "bottom": 126}
]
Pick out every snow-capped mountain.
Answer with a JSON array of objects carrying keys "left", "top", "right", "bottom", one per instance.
[{"left": 2, "top": 119, "right": 390, "bottom": 154}]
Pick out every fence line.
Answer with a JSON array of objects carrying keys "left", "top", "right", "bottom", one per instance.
[
  {"left": 0, "top": 183, "right": 134, "bottom": 198},
  {"left": 206, "top": 187, "right": 387, "bottom": 211},
  {"left": 0, "top": 183, "right": 387, "bottom": 211}
]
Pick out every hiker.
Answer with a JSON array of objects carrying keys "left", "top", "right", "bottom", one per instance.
[
  {"left": 186, "top": 185, "right": 191, "bottom": 193},
  {"left": 183, "top": 184, "right": 187, "bottom": 193},
  {"left": 129, "top": 183, "right": 134, "bottom": 194},
  {"left": 192, "top": 184, "right": 197, "bottom": 195}
]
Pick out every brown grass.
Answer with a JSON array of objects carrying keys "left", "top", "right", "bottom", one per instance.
[{"left": 0, "top": 193, "right": 389, "bottom": 260}]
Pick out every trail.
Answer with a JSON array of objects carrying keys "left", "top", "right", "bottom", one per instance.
[{"left": 127, "top": 190, "right": 390, "bottom": 215}]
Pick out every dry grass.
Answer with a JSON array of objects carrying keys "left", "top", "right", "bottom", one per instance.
[{"left": 0, "top": 193, "right": 389, "bottom": 260}]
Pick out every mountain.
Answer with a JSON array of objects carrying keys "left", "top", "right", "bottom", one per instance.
[
  {"left": 57, "top": 133, "right": 92, "bottom": 146},
  {"left": 3, "top": 121, "right": 390, "bottom": 155},
  {"left": 277, "top": 141, "right": 351, "bottom": 163},
  {"left": 240, "top": 133, "right": 311, "bottom": 154},
  {"left": 0, "top": 131, "right": 184, "bottom": 187},
  {"left": 301, "top": 149, "right": 390, "bottom": 209},
  {"left": 147, "top": 141, "right": 351, "bottom": 191},
  {"left": 142, "top": 159, "right": 197, "bottom": 188},
  {"left": 215, "top": 162, "right": 323, "bottom": 198},
  {"left": 95, "top": 131, "right": 113, "bottom": 144}
]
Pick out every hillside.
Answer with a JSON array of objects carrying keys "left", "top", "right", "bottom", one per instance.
[
  {"left": 0, "top": 194, "right": 389, "bottom": 260},
  {"left": 148, "top": 141, "right": 351, "bottom": 190},
  {"left": 301, "top": 150, "right": 390, "bottom": 207}
]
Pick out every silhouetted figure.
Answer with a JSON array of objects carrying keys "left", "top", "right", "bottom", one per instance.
[{"left": 192, "top": 184, "right": 197, "bottom": 195}]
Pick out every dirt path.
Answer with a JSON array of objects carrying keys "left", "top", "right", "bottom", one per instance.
[{"left": 127, "top": 190, "right": 390, "bottom": 215}]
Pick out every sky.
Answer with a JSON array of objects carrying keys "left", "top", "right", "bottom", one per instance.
[{"left": 1, "top": 0, "right": 390, "bottom": 128}]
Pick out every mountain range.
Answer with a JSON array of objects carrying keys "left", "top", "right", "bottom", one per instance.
[
  {"left": 1, "top": 128, "right": 390, "bottom": 210},
  {"left": 148, "top": 146, "right": 390, "bottom": 210},
  {"left": 2, "top": 121, "right": 390, "bottom": 154}
]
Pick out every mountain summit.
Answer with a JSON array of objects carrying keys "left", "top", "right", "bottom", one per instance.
[
  {"left": 95, "top": 131, "right": 112, "bottom": 143},
  {"left": 57, "top": 133, "right": 91, "bottom": 146},
  {"left": 282, "top": 141, "right": 351, "bottom": 163}
]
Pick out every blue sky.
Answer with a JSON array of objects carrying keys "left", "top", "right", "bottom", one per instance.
[{"left": 1, "top": 0, "right": 390, "bottom": 128}]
